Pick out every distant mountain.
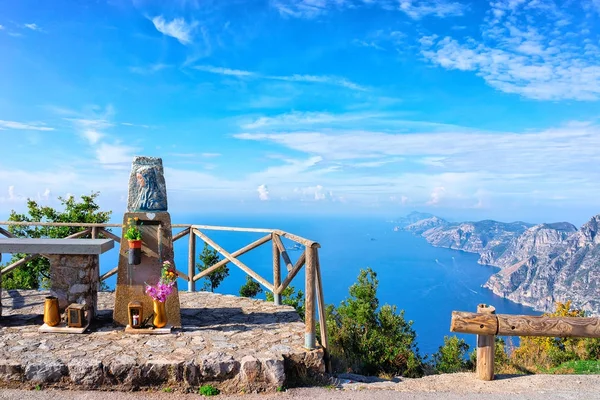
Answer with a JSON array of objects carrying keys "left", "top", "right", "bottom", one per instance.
[
  {"left": 419, "top": 220, "right": 534, "bottom": 262},
  {"left": 393, "top": 212, "right": 436, "bottom": 228},
  {"left": 397, "top": 212, "right": 600, "bottom": 315},
  {"left": 484, "top": 216, "right": 600, "bottom": 315},
  {"left": 404, "top": 216, "right": 448, "bottom": 234}
]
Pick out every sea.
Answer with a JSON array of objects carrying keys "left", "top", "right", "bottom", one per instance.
[{"left": 12, "top": 214, "right": 541, "bottom": 357}]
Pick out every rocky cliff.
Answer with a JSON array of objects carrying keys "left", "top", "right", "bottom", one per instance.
[
  {"left": 484, "top": 216, "right": 600, "bottom": 315},
  {"left": 398, "top": 212, "right": 600, "bottom": 315},
  {"left": 419, "top": 220, "right": 533, "bottom": 261}
]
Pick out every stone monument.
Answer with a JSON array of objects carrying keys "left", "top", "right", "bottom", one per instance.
[{"left": 113, "top": 156, "right": 181, "bottom": 327}]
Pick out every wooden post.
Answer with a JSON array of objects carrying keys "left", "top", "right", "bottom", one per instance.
[
  {"left": 91, "top": 226, "right": 97, "bottom": 239},
  {"left": 272, "top": 233, "right": 282, "bottom": 305},
  {"left": 476, "top": 304, "right": 496, "bottom": 381},
  {"left": 188, "top": 228, "right": 196, "bottom": 292},
  {"left": 305, "top": 245, "right": 316, "bottom": 350},
  {"left": 315, "top": 249, "right": 331, "bottom": 372}
]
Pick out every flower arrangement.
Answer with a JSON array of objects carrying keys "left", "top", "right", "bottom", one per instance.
[
  {"left": 145, "top": 261, "right": 177, "bottom": 303},
  {"left": 123, "top": 217, "right": 142, "bottom": 241}
]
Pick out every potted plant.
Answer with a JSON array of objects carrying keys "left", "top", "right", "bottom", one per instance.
[
  {"left": 123, "top": 217, "right": 142, "bottom": 265},
  {"left": 145, "top": 261, "right": 177, "bottom": 328}
]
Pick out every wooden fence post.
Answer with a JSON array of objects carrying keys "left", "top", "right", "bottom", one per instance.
[
  {"left": 188, "top": 228, "right": 196, "bottom": 292},
  {"left": 476, "top": 304, "right": 496, "bottom": 381},
  {"left": 305, "top": 245, "right": 316, "bottom": 350},
  {"left": 272, "top": 233, "right": 281, "bottom": 305}
]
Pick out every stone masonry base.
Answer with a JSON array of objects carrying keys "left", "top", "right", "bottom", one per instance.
[{"left": 0, "top": 290, "right": 326, "bottom": 393}]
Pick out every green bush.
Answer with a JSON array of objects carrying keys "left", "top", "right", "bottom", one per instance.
[
  {"left": 199, "top": 384, "right": 220, "bottom": 396},
  {"left": 431, "top": 336, "right": 472, "bottom": 373},
  {"left": 239, "top": 275, "right": 263, "bottom": 298},
  {"left": 2, "top": 192, "right": 111, "bottom": 290},
  {"left": 326, "top": 268, "right": 423, "bottom": 377},
  {"left": 266, "top": 285, "right": 305, "bottom": 318}
]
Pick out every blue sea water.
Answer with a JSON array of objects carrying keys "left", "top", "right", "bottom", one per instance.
[{"left": 42, "top": 214, "right": 541, "bottom": 356}]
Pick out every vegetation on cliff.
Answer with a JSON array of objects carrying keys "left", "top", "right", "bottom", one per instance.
[{"left": 1, "top": 192, "right": 111, "bottom": 290}]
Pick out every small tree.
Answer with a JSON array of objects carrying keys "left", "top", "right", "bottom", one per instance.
[
  {"left": 2, "top": 192, "right": 111, "bottom": 290},
  {"left": 239, "top": 276, "right": 263, "bottom": 298},
  {"left": 196, "top": 242, "right": 228, "bottom": 292},
  {"left": 432, "top": 336, "right": 472, "bottom": 373},
  {"left": 326, "top": 268, "right": 423, "bottom": 377}
]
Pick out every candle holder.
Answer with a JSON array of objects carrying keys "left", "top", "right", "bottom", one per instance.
[{"left": 128, "top": 301, "right": 143, "bottom": 328}]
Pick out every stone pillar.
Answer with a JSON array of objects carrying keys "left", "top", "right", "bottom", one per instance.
[
  {"left": 48, "top": 254, "right": 100, "bottom": 317},
  {"left": 113, "top": 156, "right": 181, "bottom": 327}
]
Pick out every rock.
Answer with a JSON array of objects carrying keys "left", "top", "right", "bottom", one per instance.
[
  {"left": 24, "top": 360, "right": 67, "bottom": 383},
  {"left": 105, "top": 354, "right": 138, "bottom": 385},
  {"left": 0, "top": 360, "right": 23, "bottom": 381},
  {"left": 485, "top": 215, "right": 600, "bottom": 315},
  {"left": 68, "top": 359, "right": 104, "bottom": 388},
  {"left": 262, "top": 357, "right": 285, "bottom": 387},
  {"left": 198, "top": 352, "right": 240, "bottom": 379},
  {"left": 404, "top": 212, "right": 600, "bottom": 315},
  {"left": 140, "top": 357, "right": 183, "bottom": 384},
  {"left": 240, "top": 355, "right": 261, "bottom": 383}
]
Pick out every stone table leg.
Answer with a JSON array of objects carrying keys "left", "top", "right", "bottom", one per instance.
[{"left": 47, "top": 254, "right": 99, "bottom": 318}]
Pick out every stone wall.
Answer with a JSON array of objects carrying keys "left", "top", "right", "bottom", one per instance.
[{"left": 47, "top": 254, "right": 99, "bottom": 317}]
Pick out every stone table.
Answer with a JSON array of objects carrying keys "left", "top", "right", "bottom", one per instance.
[{"left": 0, "top": 239, "right": 114, "bottom": 317}]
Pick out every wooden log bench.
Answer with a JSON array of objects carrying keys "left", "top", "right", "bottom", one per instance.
[{"left": 0, "top": 238, "right": 114, "bottom": 318}]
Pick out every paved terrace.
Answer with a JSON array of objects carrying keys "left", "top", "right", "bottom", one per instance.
[{"left": 0, "top": 290, "right": 326, "bottom": 393}]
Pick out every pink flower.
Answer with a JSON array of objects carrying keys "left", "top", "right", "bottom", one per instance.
[{"left": 145, "top": 281, "right": 175, "bottom": 302}]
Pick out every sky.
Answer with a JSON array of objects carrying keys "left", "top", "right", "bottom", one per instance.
[{"left": 0, "top": 0, "right": 599, "bottom": 225}]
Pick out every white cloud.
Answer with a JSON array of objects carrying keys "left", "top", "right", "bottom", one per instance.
[
  {"left": 95, "top": 143, "right": 138, "bottom": 167},
  {"left": 0, "top": 120, "right": 54, "bottom": 131},
  {"left": 193, "top": 65, "right": 255, "bottom": 77},
  {"left": 129, "top": 63, "right": 170, "bottom": 74},
  {"left": 66, "top": 118, "right": 113, "bottom": 144},
  {"left": 270, "top": 74, "right": 367, "bottom": 91},
  {"left": 240, "top": 111, "right": 384, "bottom": 130},
  {"left": 234, "top": 119, "right": 600, "bottom": 207},
  {"left": 82, "top": 130, "right": 103, "bottom": 144},
  {"left": 399, "top": 0, "right": 465, "bottom": 19},
  {"left": 257, "top": 184, "right": 270, "bottom": 200},
  {"left": 193, "top": 65, "right": 366, "bottom": 91},
  {"left": 426, "top": 186, "right": 446, "bottom": 205},
  {"left": 8, "top": 186, "right": 19, "bottom": 201},
  {"left": 421, "top": 0, "right": 600, "bottom": 100},
  {"left": 271, "top": 0, "right": 464, "bottom": 19},
  {"left": 353, "top": 39, "right": 385, "bottom": 51},
  {"left": 24, "top": 23, "right": 41, "bottom": 31},
  {"left": 151, "top": 16, "right": 196, "bottom": 45},
  {"left": 0, "top": 25, "right": 4, "bottom": 30},
  {"left": 294, "top": 185, "right": 334, "bottom": 201}
]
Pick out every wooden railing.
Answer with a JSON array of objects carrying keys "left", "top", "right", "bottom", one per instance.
[
  {"left": 450, "top": 304, "right": 600, "bottom": 380},
  {"left": 0, "top": 221, "right": 329, "bottom": 361}
]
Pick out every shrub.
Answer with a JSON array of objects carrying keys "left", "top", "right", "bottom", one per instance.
[
  {"left": 326, "top": 268, "right": 423, "bottom": 377},
  {"left": 511, "top": 301, "right": 592, "bottom": 372},
  {"left": 2, "top": 193, "right": 111, "bottom": 290},
  {"left": 431, "top": 336, "right": 472, "bottom": 373},
  {"left": 266, "top": 285, "right": 305, "bottom": 318},
  {"left": 239, "top": 275, "right": 263, "bottom": 298}
]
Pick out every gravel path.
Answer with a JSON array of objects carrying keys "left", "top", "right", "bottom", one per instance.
[{"left": 2, "top": 373, "right": 600, "bottom": 400}]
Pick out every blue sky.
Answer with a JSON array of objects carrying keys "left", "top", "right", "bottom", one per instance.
[{"left": 0, "top": 0, "right": 599, "bottom": 224}]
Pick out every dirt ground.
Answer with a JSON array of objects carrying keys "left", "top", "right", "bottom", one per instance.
[{"left": 2, "top": 373, "right": 600, "bottom": 400}]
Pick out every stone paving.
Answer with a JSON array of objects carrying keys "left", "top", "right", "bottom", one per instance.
[{"left": 0, "top": 290, "right": 325, "bottom": 393}]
